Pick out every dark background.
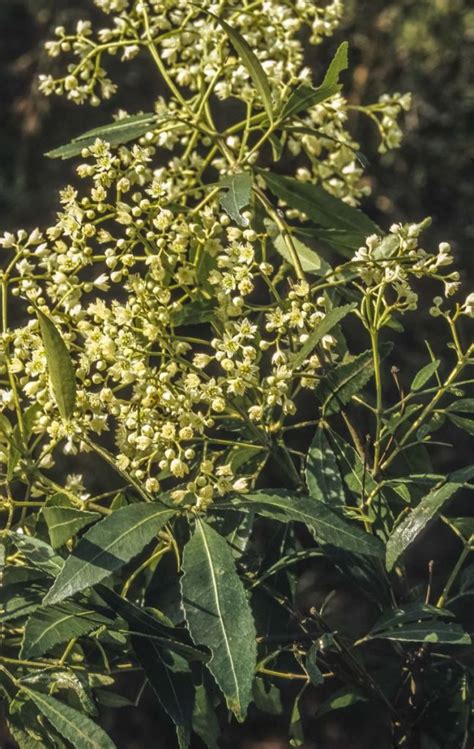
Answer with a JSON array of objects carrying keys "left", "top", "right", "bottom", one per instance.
[{"left": 0, "top": 1, "right": 472, "bottom": 747}]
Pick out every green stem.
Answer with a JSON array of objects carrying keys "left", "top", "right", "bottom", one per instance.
[{"left": 437, "top": 544, "right": 471, "bottom": 608}]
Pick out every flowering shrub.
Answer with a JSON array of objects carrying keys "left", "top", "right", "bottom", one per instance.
[{"left": 1, "top": 2, "right": 473, "bottom": 747}]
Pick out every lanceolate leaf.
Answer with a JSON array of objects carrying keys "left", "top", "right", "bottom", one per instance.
[
  {"left": 258, "top": 171, "right": 380, "bottom": 246},
  {"left": 291, "top": 303, "right": 356, "bottom": 369},
  {"left": 410, "top": 359, "right": 441, "bottom": 392},
  {"left": 46, "top": 112, "right": 158, "bottom": 159},
  {"left": 21, "top": 601, "right": 114, "bottom": 659},
  {"left": 181, "top": 519, "right": 257, "bottom": 720},
  {"left": 212, "top": 15, "right": 273, "bottom": 121},
  {"left": 132, "top": 636, "right": 194, "bottom": 748},
  {"left": 271, "top": 229, "right": 331, "bottom": 276},
  {"left": 305, "top": 427, "right": 344, "bottom": 505},
  {"left": 96, "top": 585, "right": 208, "bottom": 662},
  {"left": 0, "top": 567, "right": 49, "bottom": 623},
  {"left": 43, "top": 498, "right": 101, "bottom": 548},
  {"left": 447, "top": 413, "right": 474, "bottom": 436},
  {"left": 237, "top": 492, "right": 384, "bottom": 557},
  {"left": 24, "top": 690, "right": 117, "bottom": 749},
  {"left": 370, "top": 603, "right": 454, "bottom": 635},
  {"left": 446, "top": 398, "right": 474, "bottom": 414},
  {"left": 8, "top": 533, "right": 64, "bottom": 576},
  {"left": 386, "top": 466, "right": 474, "bottom": 571},
  {"left": 280, "top": 82, "right": 340, "bottom": 122},
  {"left": 322, "top": 42, "right": 350, "bottom": 86},
  {"left": 280, "top": 42, "right": 349, "bottom": 121},
  {"left": 37, "top": 311, "right": 76, "bottom": 420},
  {"left": 43, "top": 504, "right": 175, "bottom": 605},
  {"left": 315, "top": 343, "right": 393, "bottom": 415},
  {"left": 368, "top": 620, "right": 471, "bottom": 645},
  {"left": 219, "top": 172, "right": 253, "bottom": 226}
]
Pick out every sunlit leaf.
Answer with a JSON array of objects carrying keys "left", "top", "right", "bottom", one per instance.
[
  {"left": 280, "top": 42, "right": 349, "bottom": 121},
  {"left": 219, "top": 172, "right": 253, "bottom": 226},
  {"left": 181, "top": 519, "right": 257, "bottom": 720},
  {"left": 236, "top": 492, "right": 384, "bottom": 557},
  {"left": 43, "top": 504, "right": 175, "bottom": 605},
  {"left": 258, "top": 170, "right": 380, "bottom": 248},
  {"left": 291, "top": 303, "right": 356, "bottom": 370},
  {"left": 21, "top": 601, "right": 114, "bottom": 659},
  {"left": 211, "top": 15, "right": 273, "bottom": 121},
  {"left": 43, "top": 495, "right": 100, "bottom": 549},
  {"left": 24, "top": 690, "right": 116, "bottom": 749},
  {"left": 386, "top": 466, "right": 474, "bottom": 570},
  {"left": 46, "top": 113, "right": 158, "bottom": 159},
  {"left": 411, "top": 359, "right": 440, "bottom": 391},
  {"left": 37, "top": 311, "right": 76, "bottom": 420}
]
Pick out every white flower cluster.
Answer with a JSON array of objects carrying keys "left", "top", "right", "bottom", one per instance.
[
  {"left": 1, "top": 1, "right": 462, "bottom": 514},
  {"left": 352, "top": 220, "right": 464, "bottom": 322},
  {"left": 0, "top": 129, "right": 341, "bottom": 508}
]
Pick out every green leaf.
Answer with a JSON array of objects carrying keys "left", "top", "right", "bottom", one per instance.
[
  {"left": 252, "top": 678, "right": 283, "bottom": 715},
  {"left": 131, "top": 635, "right": 194, "bottom": 747},
  {"left": 8, "top": 533, "right": 64, "bottom": 576},
  {"left": 21, "top": 601, "right": 113, "bottom": 659},
  {"left": 322, "top": 41, "right": 350, "bottom": 87},
  {"left": 445, "top": 517, "right": 474, "bottom": 542},
  {"left": 291, "top": 303, "right": 356, "bottom": 370},
  {"left": 181, "top": 519, "right": 257, "bottom": 720},
  {"left": 7, "top": 699, "right": 57, "bottom": 749},
  {"left": 211, "top": 15, "right": 273, "bottom": 121},
  {"left": 96, "top": 585, "right": 208, "bottom": 662},
  {"left": 446, "top": 398, "right": 474, "bottom": 414},
  {"left": 24, "top": 689, "right": 117, "bottom": 749},
  {"left": 43, "top": 504, "right": 176, "bottom": 605},
  {"left": 386, "top": 466, "right": 474, "bottom": 570},
  {"left": 370, "top": 603, "right": 454, "bottom": 634},
  {"left": 171, "top": 299, "right": 217, "bottom": 327},
  {"left": 327, "top": 430, "right": 377, "bottom": 501},
  {"left": 316, "top": 688, "right": 366, "bottom": 719},
  {"left": 193, "top": 684, "right": 221, "bottom": 749},
  {"left": 37, "top": 311, "right": 76, "bottom": 420},
  {"left": 219, "top": 173, "right": 253, "bottom": 226},
  {"left": 270, "top": 227, "right": 331, "bottom": 276},
  {"left": 316, "top": 343, "right": 393, "bottom": 415},
  {"left": 368, "top": 620, "right": 471, "bottom": 645},
  {"left": 305, "top": 427, "right": 344, "bottom": 505},
  {"left": 280, "top": 82, "right": 340, "bottom": 122},
  {"left": 46, "top": 113, "right": 158, "bottom": 159},
  {"left": 295, "top": 225, "right": 368, "bottom": 258},
  {"left": 447, "top": 413, "right": 474, "bottom": 436},
  {"left": 0, "top": 567, "right": 49, "bottom": 623},
  {"left": 21, "top": 669, "right": 97, "bottom": 717},
  {"left": 280, "top": 42, "right": 348, "bottom": 121},
  {"left": 237, "top": 492, "right": 384, "bottom": 557},
  {"left": 411, "top": 359, "right": 441, "bottom": 391},
  {"left": 258, "top": 171, "right": 380, "bottom": 248},
  {"left": 306, "top": 644, "right": 324, "bottom": 686},
  {"left": 289, "top": 686, "right": 307, "bottom": 747},
  {"left": 43, "top": 496, "right": 100, "bottom": 549}
]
